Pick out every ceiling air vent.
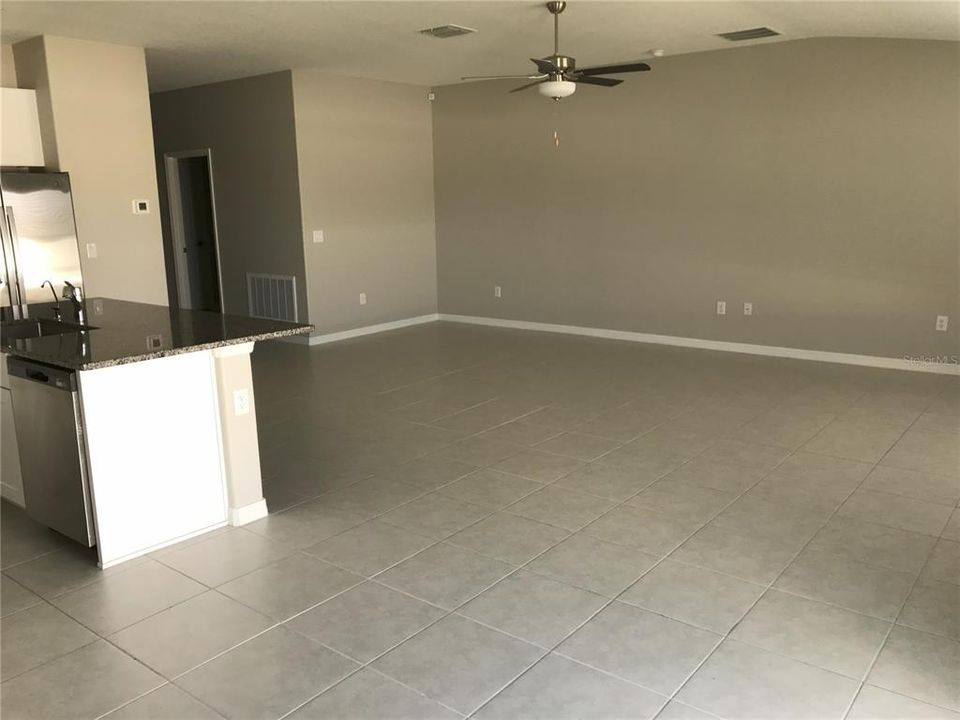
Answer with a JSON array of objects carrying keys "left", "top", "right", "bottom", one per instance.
[
  {"left": 717, "top": 27, "right": 780, "bottom": 41},
  {"left": 419, "top": 24, "right": 476, "bottom": 39}
]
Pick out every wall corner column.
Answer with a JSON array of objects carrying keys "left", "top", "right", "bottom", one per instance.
[{"left": 211, "top": 342, "right": 267, "bottom": 525}]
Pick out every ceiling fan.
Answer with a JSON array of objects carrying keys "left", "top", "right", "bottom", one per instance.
[{"left": 461, "top": 1, "right": 651, "bottom": 100}]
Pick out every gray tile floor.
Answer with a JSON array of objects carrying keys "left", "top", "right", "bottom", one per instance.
[{"left": 2, "top": 321, "right": 959, "bottom": 719}]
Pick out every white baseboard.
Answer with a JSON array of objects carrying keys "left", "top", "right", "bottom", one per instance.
[
  {"left": 438, "top": 314, "right": 960, "bottom": 376},
  {"left": 302, "top": 314, "right": 440, "bottom": 346},
  {"left": 1, "top": 481, "right": 25, "bottom": 508},
  {"left": 229, "top": 498, "right": 268, "bottom": 526}
]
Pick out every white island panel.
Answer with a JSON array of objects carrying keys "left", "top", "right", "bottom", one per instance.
[{"left": 78, "top": 350, "right": 227, "bottom": 567}]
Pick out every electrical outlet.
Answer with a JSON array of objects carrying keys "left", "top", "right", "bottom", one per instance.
[
  {"left": 494, "top": 286, "right": 502, "bottom": 298},
  {"left": 85, "top": 243, "right": 97, "bottom": 259},
  {"left": 233, "top": 388, "right": 250, "bottom": 416},
  {"left": 132, "top": 199, "right": 150, "bottom": 214},
  {"left": 312, "top": 230, "right": 324, "bottom": 244},
  {"left": 936, "top": 315, "right": 949, "bottom": 332},
  {"left": 145, "top": 334, "right": 163, "bottom": 350},
  {"left": 359, "top": 292, "right": 367, "bottom": 305},
  {"left": 743, "top": 302, "right": 753, "bottom": 316},
  {"left": 716, "top": 300, "right": 726, "bottom": 316}
]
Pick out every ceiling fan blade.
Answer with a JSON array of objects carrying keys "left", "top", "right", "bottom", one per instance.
[
  {"left": 461, "top": 74, "right": 546, "bottom": 80},
  {"left": 572, "top": 75, "right": 623, "bottom": 87},
  {"left": 577, "top": 62, "right": 651, "bottom": 76},
  {"left": 509, "top": 78, "right": 548, "bottom": 93},
  {"left": 531, "top": 57, "right": 559, "bottom": 74}
]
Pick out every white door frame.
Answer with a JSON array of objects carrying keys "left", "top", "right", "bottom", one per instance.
[{"left": 164, "top": 149, "right": 225, "bottom": 311}]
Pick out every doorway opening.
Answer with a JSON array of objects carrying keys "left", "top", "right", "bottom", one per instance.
[{"left": 164, "top": 150, "right": 223, "bottom": 312}]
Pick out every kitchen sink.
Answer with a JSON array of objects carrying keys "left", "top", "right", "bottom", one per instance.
[{"left": 1, "top": 318, "right": 96, "bottom": 340}]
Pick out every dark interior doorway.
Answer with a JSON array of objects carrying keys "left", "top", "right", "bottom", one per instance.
[{"left": 164, "top": 151, "right": 222, "bottom": 312}]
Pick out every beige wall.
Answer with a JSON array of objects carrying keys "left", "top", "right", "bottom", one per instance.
[
  {"left": 150, "top": 72, "right": 307, "bottom": 317},
  {"left": 1, "top": 45, "right": 16, "bottom": 88},
  {"left": 292, "top": 71, "right": 437, "bottom": 335},
  {"left": 433, "top": 38, "right": 960, "bottom": 360},
  {"left": 14, "top": 36, "right": 167, "bottom": 305},
  {"left": 13, "top": 36, "right": 168, "bottom": 305}
]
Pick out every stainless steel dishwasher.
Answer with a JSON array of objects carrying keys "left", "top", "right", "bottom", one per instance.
[{"left": 7, "top": 357, "right": 96, "bottom": 546}]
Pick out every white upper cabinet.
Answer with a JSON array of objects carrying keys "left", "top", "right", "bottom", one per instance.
[{"left": 1, "top": 88, "right": 45, "bottom": 168}]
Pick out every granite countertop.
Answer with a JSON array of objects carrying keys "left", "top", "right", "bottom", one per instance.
[{"left": 0, "top": 298, "right": 312, "bottom": 370}]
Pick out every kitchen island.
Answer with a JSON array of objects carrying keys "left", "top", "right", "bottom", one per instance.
[{"left": 1, "top": 298, "right": 310, "bottom": 567}]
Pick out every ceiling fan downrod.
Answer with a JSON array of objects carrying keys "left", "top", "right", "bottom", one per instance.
[{"left": 547, "top": 1, "right": 566, "bottom": 55}]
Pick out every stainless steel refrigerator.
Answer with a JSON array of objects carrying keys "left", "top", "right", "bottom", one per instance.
[{"left": 0, "top": 171, "right": 84, "bottom": 319}]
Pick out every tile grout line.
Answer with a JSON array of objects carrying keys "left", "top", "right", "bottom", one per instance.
[
  {"left": 461, "top": 429, "right": 810, "bottom": 717},
  {"left": 319, "top": 375, "right": 955, "bottom": 717},
  {"left": 660, "top": 386, "right": 941, "bottom": 720},
  {"left": 99, "top": 432, "right": 557, "bottom": 719},
  {"left": 270, "top": 411, "right": 693, "bottom": 720},
  {"left": 837, "top": 389, "right": 957, "bottom": 720},
  {"left": 8, "top": 352, "right": 953, "bottom": 717},
  {"left": 252, "top": 397, "right": 577, "bottom": 517},
  {"left": 267, "top": 385, "right": 924, "bottom": 718},
  {"left": 0, "top": 556, "right": 221, "bottom": 684}
]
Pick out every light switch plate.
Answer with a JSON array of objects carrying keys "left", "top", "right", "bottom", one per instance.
[
  {"left": 716, "top": 300, "right": 726, "bottom": 315},
  {"left": 312, "top": 230, "right": 324, "bottom": 244},
  {"left": 86, "top": 243, "right": 98, "bottom": 259},
  {"left": 936, "top": 315, "right": 949, "bottom": 332}
]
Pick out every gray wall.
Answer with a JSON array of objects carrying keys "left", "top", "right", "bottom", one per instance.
[
  {"left": 433, "top": 38, "right": 960, "bottom": 359},
  {"left": 292, "top": 71, "right": 437, "bottom": 335},
  {"left": 151, "top": 71, "right": 307, "bottom": 317}
]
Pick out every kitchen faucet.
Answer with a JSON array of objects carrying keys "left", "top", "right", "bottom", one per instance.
[
  {"left": 41, "top": 280, "right": 62, "bottom": 321},
  {"left": 62, "top": 281, "right": 85, "bottom": 325}
]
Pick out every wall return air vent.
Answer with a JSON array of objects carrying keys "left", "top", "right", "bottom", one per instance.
[
  {"left": 419, "top": 24, "right": 476, "bottom": 39},
  {"left": 247, "top": 273, "right": 298, "bottom": 322},
  {"left": 717, "top": 27, "right": 781, "bottom": 41}
]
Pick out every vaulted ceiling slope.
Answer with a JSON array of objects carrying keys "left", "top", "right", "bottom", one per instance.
[{"left": 2, "top": 1, "right": 957, "bottom": 92}]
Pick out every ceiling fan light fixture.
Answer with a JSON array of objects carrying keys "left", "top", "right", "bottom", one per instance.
[
  {"left": 538, "top": 79, "right": 576, "bottom": 99},
  {"left": 466, "top": 2, "right": 651, "bottom": 99}
]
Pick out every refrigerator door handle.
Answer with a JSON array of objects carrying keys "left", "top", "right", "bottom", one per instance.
[
  {"left": 0, "top": 206, "right": 21, "bottom": 317},
  {"left": 5, "top": 207, "right": 28, "bottom": 319}
]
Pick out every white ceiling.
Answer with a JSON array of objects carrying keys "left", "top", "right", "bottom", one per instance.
[{"left": 2, "top": 1, "right": 957, "bottom": 92}]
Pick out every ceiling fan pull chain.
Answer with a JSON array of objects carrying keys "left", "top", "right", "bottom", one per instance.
[{"left": 552, "top": 99, "right": 560, "bottom": 149}]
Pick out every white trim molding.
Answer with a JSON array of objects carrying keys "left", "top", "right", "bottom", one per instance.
[
  {"left": 438, "top": 314, "right": 960, "bottom": 376},
  {"left": 1, "top": 480, "right": 25, "bottom": 508},
  {"left": 299, "top": 314, "right": 440, "bottom": 346},
  {"left": 229, "top": 498, "right": 268, "bottom": 526},
  {"left": 212, "top": 341, "right": 256, "bottom": 359}
]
